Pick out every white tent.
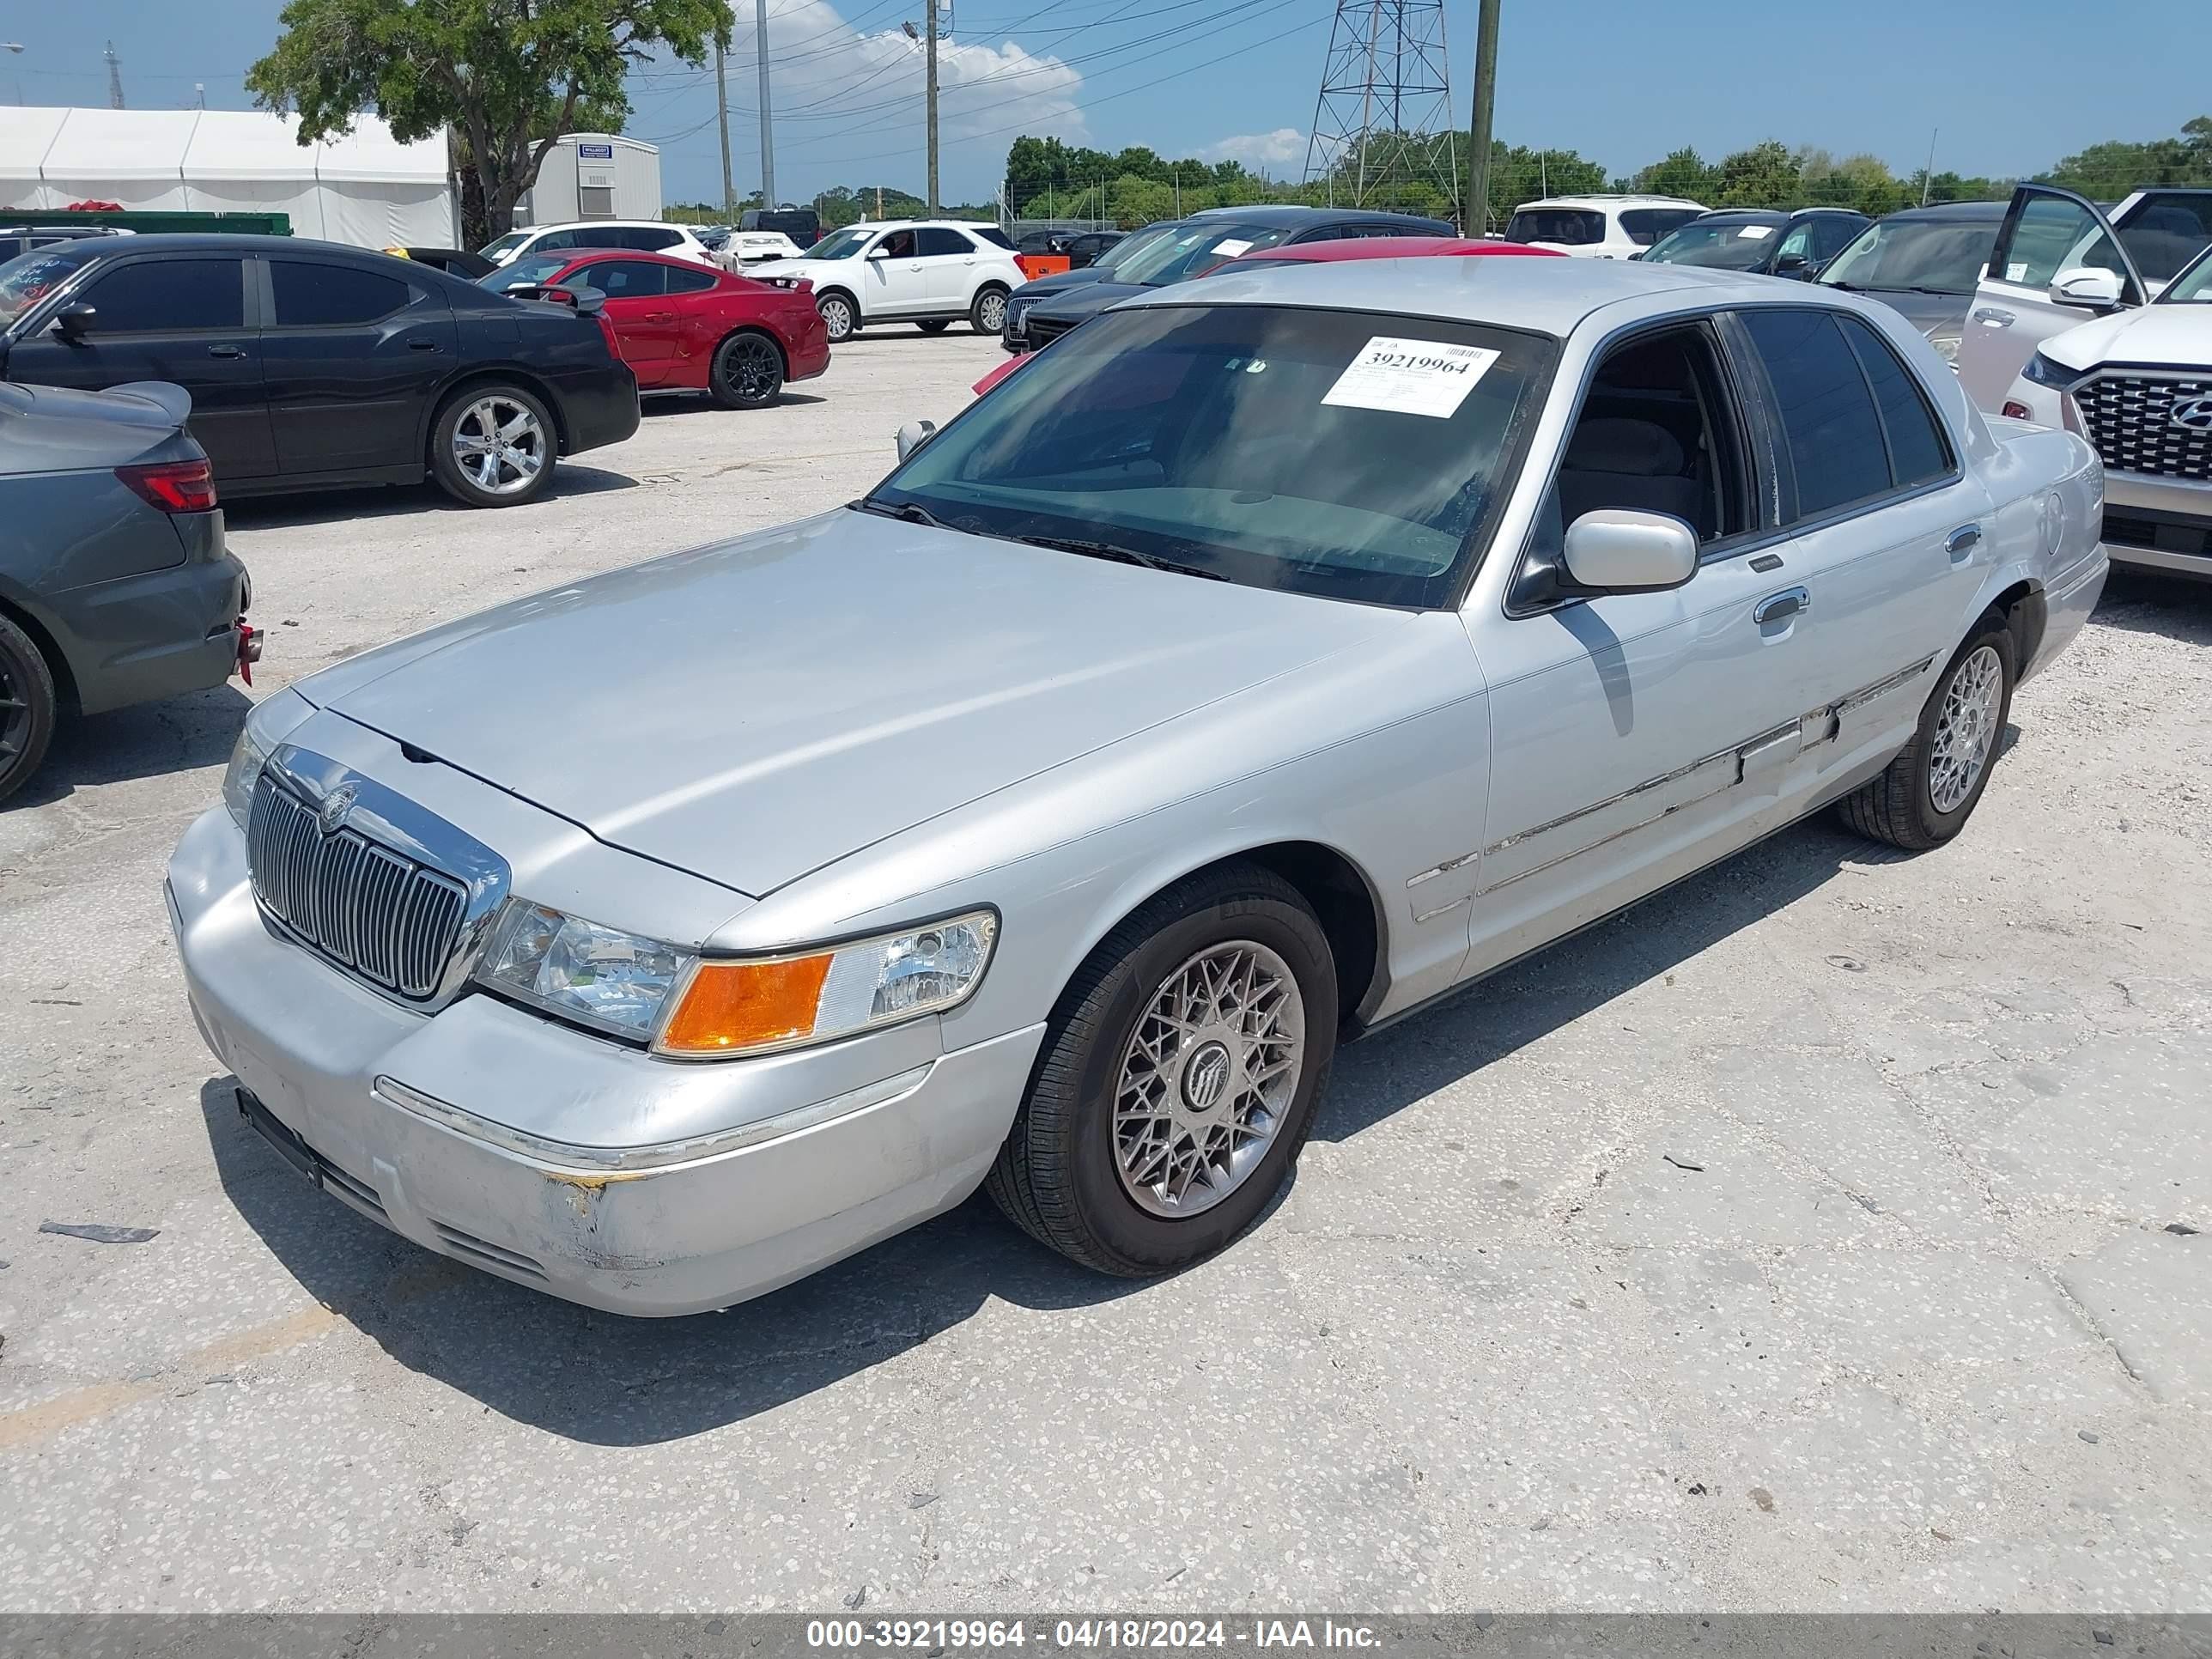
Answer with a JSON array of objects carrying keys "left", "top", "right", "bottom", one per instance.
[{"left": 0, "top": 108, "right": 452, "bottom": 246}]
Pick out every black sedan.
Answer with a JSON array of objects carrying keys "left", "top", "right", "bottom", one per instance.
[
  {"left": 0, "top": 234, "right": 639, "bottom": 509},
  {"left": 1010, "top": 205, "right": 1455, "bottom": 351},
  {"left": 1, "top": 377, "right": 252, "bottom": 804}
]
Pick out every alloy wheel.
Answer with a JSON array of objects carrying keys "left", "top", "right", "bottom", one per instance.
[
  {"left": 721, "top": 335, "right": 781, "bottom": 403},
  {"left": 1112, "top": 939, "right": 1306, "bottom": 1218},
  {"left": 975, "top": 290, "right": 1007, "bottom": 331},
  {"left": 1929, "top": 643, "right": 2003, "bottom": 812},
  {"left": 450, "top": 396, "right": 546, "bottom": 498},
  {"left": 0, "top": 655, "right": 29, "bottom": 769},
  {"left": 820, "top": 296, "right": 854, "bottom": 340}
]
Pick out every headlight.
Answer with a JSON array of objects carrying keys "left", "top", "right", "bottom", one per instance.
[
  {"left": 659, "top": 910, "right": 998, "bottom": 1057},
  {"left": 1928, "top": 331, "right": 1962, "bottom": 366},
  {"left": 222, "top": 688, "right": 314, "bottom": 830},
  {"left": 474, "top": 903, "right": 998, "bottom": 1056},
  {"left": 2021, "top": 350, "right": 2085, "bottom": 390}
]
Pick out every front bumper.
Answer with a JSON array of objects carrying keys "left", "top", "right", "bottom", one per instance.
[
  {"left": 2100, "top": 471, "right": 2212, "bottom": 579},
  {"left": 167, "top": 806, "right": 1043, "bottom": 1316}
]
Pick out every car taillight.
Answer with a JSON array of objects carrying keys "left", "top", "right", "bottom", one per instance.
[
  {"left": 595, "top": 313, "right": 621, "bottom": 356},
  {"left": 116, "top": 458, "right": 218, "bottom": 513}
]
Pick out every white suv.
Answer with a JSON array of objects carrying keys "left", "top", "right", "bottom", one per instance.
[
  {"left": 480, "top": 220, "right": 719, "bottom": 268},
  {"left": 1503, "top": 195, "right": 1706, "bottom": 258},
  {"left": 747, "top": 220, "right": 1025, "bottom": 342}
]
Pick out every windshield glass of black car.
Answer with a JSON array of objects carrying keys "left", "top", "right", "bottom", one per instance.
[{"left": 873, "top": 303, "right": 1553, "bottom": 609}]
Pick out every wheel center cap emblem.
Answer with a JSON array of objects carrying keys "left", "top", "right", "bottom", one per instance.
[
  {"left": 316, "top": 781, "right": 358, "bottom": 835},
  {"left": 1182, "top": 1042, "right": 1232, "bottom": 1112}
]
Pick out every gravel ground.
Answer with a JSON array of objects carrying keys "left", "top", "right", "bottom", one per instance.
[{"left": 1, "top": 327, "right": 2209, "bottom": 1614}]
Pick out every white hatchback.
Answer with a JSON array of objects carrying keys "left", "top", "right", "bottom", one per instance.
[{"left": 1503, "top": 195, "right": 1707, "bottom": 259}]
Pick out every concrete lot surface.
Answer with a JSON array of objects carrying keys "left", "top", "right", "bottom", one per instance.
[{"left": 1, "top": 329, "right": 2208, "bottom": 1613}]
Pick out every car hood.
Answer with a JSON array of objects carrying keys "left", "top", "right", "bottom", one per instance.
[
  {"left": 1824, "top": 285, "right": 1969, "bottom": 337},
  {"left": 1032, "top": 281, "right": 1147, "bottom": 323},
  {"left": 2043, "top": 302, "right": 2212, "bottom": 372},
  {"left": 306, "top": 508, "right": 1411, "bottom": 898},
  {"left": 1012, "top": 266, "right": 1114, "bottom": 301}
]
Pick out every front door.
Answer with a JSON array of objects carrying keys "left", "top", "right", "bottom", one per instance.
[
  {"left": 6, "top": 254, "right": 276, "bottom": 481},
  {"left": 1950, "top": 185, "right": 2192, "bottom": 411},
  {"left": 861, "top": 228, "right": 929, "bottom": 318},
  {"left": 260, "top": 256, "right": 457, "bottom": 476},
  {"left": 563, "top": 258, "right": 677, "bottom": 386}
]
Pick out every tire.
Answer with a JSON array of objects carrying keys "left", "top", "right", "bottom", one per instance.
[
  {"left": 817, "top": 290, "right": 859, "bottom": 343},
  {"left": 917, "top": 319, "right": 952, "bottom": 335},
  {"left": 985, "top": 861, "right": 1339, "bottom": 1276},
  {"left": 1838, "top": 617, "right": 2016, "bottom": 851},
  {"left": 428, "top": 383, "right": 556, "bottom": 508},
  {"left": 0, "top": 612, "right": 58, "bottom": 808},
  {"left": 708, "top": 329, "right": 785, "bottom": 409},
  {"left": 969, "top": 285, "right": 1009, "bottom": 335}
]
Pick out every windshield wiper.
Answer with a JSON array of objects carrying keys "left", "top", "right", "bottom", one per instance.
[
  {"left": 851, "top": 497, "right": 947, "bottom": 529},
  {"left": 1010, "top": 533, "right": 1227, "bottom": 581}
]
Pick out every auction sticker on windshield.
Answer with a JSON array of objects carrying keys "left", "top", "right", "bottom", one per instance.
[
  {"left": 1322, "top": 336, "right": 1501, "bottom": 419},
  {"left": 1212, "top": 239, "right": 1255, "bottom": 258}
]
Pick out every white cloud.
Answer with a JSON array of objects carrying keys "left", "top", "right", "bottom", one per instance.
[{"left": 1200, "top": 128, "right": 1307, "bottom": 167}]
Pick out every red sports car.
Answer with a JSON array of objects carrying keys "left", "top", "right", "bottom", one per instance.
[{"left": 482, "top": 249, "right": 830, "bottom": 408}]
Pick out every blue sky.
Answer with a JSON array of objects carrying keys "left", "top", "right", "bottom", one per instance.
[{"left": 4, "top": 0, "right": 2206, "bottom": 210}]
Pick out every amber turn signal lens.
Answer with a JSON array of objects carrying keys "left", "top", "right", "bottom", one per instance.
[{"left": 659, "top": 954, "right": 834, "bottom": 1054}]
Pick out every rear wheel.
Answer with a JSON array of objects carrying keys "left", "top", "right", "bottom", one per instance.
[
  {"left": 985, "top": 862, "right": 1337, "bottom": 1275},
  {"left": 428, "top": 384, "right": 556, "bottom": 507},
  {"left": 817, "top": 290, "right": 858, "bottom": 343},
  {"left": 0, "top": 613, "right": 58, "bottom": 807},
  {"left": 709, "top": 330, "right": 785, "bottom": 409},
  {"left": 1839, "top": 619, "right": 2016, "bottom": 850},
  {"left": 970, "top": 285, "right": 1009, "bottom": 335}
]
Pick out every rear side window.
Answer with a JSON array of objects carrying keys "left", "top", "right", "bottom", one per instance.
[
  {"left": 1738, "top": 309, "right": 1889, "bottom": 520},
  {"left": 82, "top": 258, "right": 244, "bottom": 331},
  {"left": 917, "top": 227, "right": 974, "bottom": 256},
  {"left": 664, "top": 265, "right": 718, "bottom": 294},
  {"left": 1838, "top": 315, "right": 1953, "bottom": 488},
  {"left": 627, "top": 227, "right": 684, "bottom": 252},
  {"left": 975, "top": 226, "right": 1015, "bottom": 249},
  {"left": 1619, "top": 208, "right": 1702, "bottom": 246},
  {"left": 1505, "top": 209, "right": 1603, "bottom": 246},
  {"left": 271, "top": 261, "right": 410, "bottom": 326}
]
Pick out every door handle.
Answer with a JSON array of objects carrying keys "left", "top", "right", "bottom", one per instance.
[
  {"left": 406, "top": 338, "right": 441, "bottom": 351},
  {"left": 1946, "top": 524, "right": 1983, "bottom": 560},
  {"left": 1972, "top": 307, "right": 2014, "bottom": 328},
  {"left": 1753, "top": 586, "right": 1811, "bottom": 626},
  {"left": 207, "top": 343, "right": 247, "bottom": 359},
  {"left": 645, "top": 312, "right": 677, "bottom": 323}
]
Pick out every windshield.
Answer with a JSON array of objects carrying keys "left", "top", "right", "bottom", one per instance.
[
  {"left": 477, "top": 231, "right": 528, "bottom": 262},
  {"left": 0, "top": 246, "right": 95, "bottom": 329},
  {"left": 866, "top": 302, "right": 1554, "bottom": 609},
  {"left": 804, "top": 226, "right": 872, "bottom": 260},
  {"left": 1115, "top": 222, "right": 1293, "bottom": 287},
  {"left": 478, "top": 252, "right": 574, "bottom": 291},
  {"left": 1091, "top": 222, "right": 1173, "bottom": 274},
  {"left": 1817, "top": 216, "right": 2000, "bottom": 295},
  {"left": 1643, "top": 220, "right": 1780, "bottom": 270}
]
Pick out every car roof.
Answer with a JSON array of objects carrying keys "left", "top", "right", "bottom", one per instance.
[
  {"left": 523, "top": 219, "right": 693, "bottom": 234},
  {"left": 839, "top": 219, "right": 994, "bottom": 232},
  {"left": 1182, "top": 204, "right": 1451, "bottom": 228},
  {"left": 3, "top": 232, "right": 395, "bottom": 258},
  {"left": 530, "top": 248, "right": 727, "bottom": 271},
  {"left": 1513, "top": 195, "right": 1705, "bottom": 210},
  {"left": 1244, "top": 236, "right": 1559, "bottom": 264},
  {"left": 1881, "top": 199, "right": 2010, "bottom": 222},
  {"left": 1124, "top": 252, "right": 1780, "bottom": 337}
]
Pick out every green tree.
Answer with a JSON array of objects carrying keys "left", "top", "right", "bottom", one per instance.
[
  {"left": 1713, "top": 140, "right": 1801, "bottom": 208},
  {"left": 247, "top": 0, "right": 735, "bottom": 244},
  {"left": 1632, "top": 146, "right": 1718, "bottom": 203}
]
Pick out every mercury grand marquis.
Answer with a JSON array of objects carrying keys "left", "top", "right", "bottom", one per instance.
[{"left": 167, "top": 258, "right": 2107, "bottom": 1315}]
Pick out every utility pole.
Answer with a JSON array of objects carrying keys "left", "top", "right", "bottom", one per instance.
[
  {"left": 104, "top": 40, "right": 125, "bottom": 110},
  {"left": 714, "top": 41, "right": 735, "bottom": 220},
  {"left": 1921, "top": 126, "right": 1938, "bottom": 206},
  {"left": 756, "top": 0, "right": 776, "bottom": 208},
  {"left": 924, "top": 0, "right": 940, "bottom": 215},
  {"left": 1462, "top": 0, "right": 1499, "bottom": 234}
]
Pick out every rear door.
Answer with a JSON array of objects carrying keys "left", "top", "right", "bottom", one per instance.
[
  {"left": 259, "top": 255, "right": 457, "bottom": 476},
  {"left": 1954, "top": 185, "right": 2152, "bottom": 410},
  {"left": 5, "top": 253, "right": 276, "bottom": 482},
  {"left": 915, "top": 226, "right": 981, "bottom": 310},
  {"left": 562, "top": 257, "right": 676, "bottom": 384}
]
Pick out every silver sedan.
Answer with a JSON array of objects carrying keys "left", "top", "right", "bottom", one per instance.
[{"left": 167, "top": 257, "right": 2106, "bottom": 1315}]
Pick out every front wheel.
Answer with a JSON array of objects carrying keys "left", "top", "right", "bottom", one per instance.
[
  {"left": 0, "top": 612, "right": 58, "bottom": 807},
  {"left": 709, "top": 330, "right": 785, "bottom": 409},
  {"left": 428, "top": 384, "right": 556, "bottom": 507},
  {"left": 1838, "top": 619, "right": 2016, "bottom": 850},
  {"left": 985, "top": 862, "right": 1338, "bottom": 1276},
  {"left": 969, "top": 285, "right": 1009, "bottom": 335},
  {"left": 817, "top": 290, "right": 858, "bottom": 343}
]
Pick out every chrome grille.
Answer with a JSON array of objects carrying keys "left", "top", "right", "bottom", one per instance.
[
  {"left": 2072, "top": 374, "right": 2212, "bottom": 481},
  {"left": 247, "top": 781, "right": 469, "bottom": 1000},
  {"left": 1024, "top": 313, "right": 1073, "bottom": 348}
]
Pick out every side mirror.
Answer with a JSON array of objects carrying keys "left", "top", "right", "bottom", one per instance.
[
  {"left": 866, "top": 245, "right": 890, "bottom": 260},
  {"left": 1773, "top": 252, "right": 1811, "bottom": 277},
  {"left": 53, "top": 301, "right": 97, "bottom": 341},
  {"left": 1561, "top": 508, "right": 1698, "bottom": 592},
  {"left": 2051, "top": 266, "right": 2124, "bottom": 309},
  {"left": 895, "top": 418, "right": 938, "bottom": 462}
]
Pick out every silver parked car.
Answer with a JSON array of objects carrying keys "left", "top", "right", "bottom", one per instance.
[{"left": 168, "top": 258, "right": 2106, "bottom": 1316}]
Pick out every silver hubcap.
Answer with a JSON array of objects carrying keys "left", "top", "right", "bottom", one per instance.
[
  {"left": 821, "top": 297, "right": 851, "bottom": 337},
  {"left": 976, "top": 291, "right": 1006, "bottom": 331},
  {"left": 1929, "top": 644, "right": 2003, "bottom": 812},
  {"left": 1113, "top": 940, "right": 1305, "bottom": 1218},
  {"left": 451, "top": 395, "right": 545, "bottom": 497}
]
